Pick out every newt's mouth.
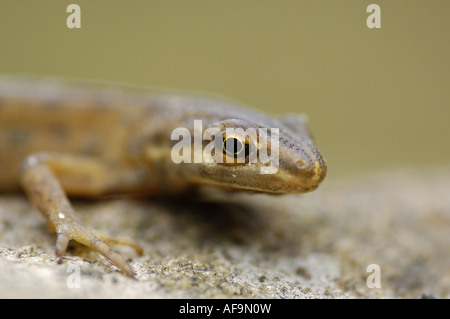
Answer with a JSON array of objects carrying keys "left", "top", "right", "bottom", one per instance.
[{"left": 195, "top": 153, "right": 327, "bottom": 194}]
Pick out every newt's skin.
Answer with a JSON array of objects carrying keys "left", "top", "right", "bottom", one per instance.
[{"left": 0, "top": 76, "right": 327, "bottom": 277}]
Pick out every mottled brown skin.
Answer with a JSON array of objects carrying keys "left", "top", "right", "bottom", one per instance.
[{"left": 0, "top": 76, "right": 327, "bottom": 276}]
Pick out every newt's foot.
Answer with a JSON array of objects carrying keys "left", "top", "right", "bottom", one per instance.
[
  {"left": 19, "top": 152, "right": 145, "bottom": 277},
  {"left": 55, "top": 219, "right": 141, "bottom": 277}
]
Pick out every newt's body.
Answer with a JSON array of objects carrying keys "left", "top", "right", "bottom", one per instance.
[{"left": 0, "top": 76, "right": 326, "bottom": 276}]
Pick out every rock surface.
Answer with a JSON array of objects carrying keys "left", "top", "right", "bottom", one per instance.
[{"left": 0, "top": 168, "right": 449, "bottom": 298}]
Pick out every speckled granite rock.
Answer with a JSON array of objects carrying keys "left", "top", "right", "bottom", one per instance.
[{"left": 0, "top": 168, "right": 449, "bottom": 298}]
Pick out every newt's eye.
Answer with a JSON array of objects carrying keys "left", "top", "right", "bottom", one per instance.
[
  {"left": 213, "top": 130, "right": 253, "bottom": 164},
  {"left": 223, "top": 137, "right": 244, "bottom": 157},
  {"left": 221, "top": 134, "right": 250, "bottom": 161}
]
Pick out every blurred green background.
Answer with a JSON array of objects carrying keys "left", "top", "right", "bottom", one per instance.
[{"left": 0, "top": 1, "right": 448, "bottom": 181}]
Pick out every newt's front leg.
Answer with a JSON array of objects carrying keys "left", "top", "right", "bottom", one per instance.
[{"left": 20, "top": 152, "right": 148, "bottom": 277}]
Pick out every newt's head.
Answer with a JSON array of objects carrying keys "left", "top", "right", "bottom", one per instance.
[{"left": 182, "top": 113, "right": 327, "bottom": 194}]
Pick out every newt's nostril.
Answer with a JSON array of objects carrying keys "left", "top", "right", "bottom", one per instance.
[{"left": 296, "top": 159, "right": 308, "bottom": 169}]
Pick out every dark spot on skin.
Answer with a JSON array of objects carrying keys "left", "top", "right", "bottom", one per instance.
[
  {"left": 51, "top": 124, "right": 69, "bottom": 140},
  {"left": 279, "top": 137, "right": 291, "bottom": 147},
  {"left": 80, "top": 139, "right": 99, "bottom": 155},
  {"left": 8, "top": 128, "right": 32, "bottom": 147},
  {"left": 151, "top": 131, "right": 165, "bottom": 144}
]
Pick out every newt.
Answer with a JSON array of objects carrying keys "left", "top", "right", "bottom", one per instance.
[{"left": 0, "top": 76, "right": 327, "bottom": 277}]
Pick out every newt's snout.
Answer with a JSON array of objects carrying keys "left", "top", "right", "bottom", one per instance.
[
  {"left": 297, "top": 153, "right": 327, "bottom": 189},
  {"left": 279, "top": 142, "right": 327, "bottom": 193}
]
